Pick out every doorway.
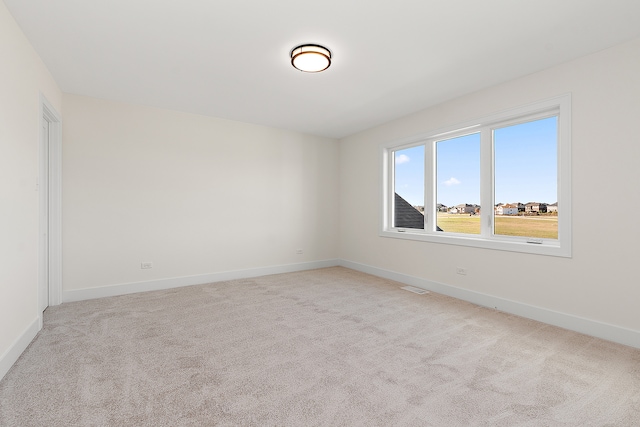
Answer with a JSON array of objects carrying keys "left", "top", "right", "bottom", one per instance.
[{"left": 39, "top": 95, "right": 62, "bottom": 314}]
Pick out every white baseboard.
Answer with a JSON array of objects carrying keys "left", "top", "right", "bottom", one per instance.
[
  {"left": 0, "top": 317, "right": 40, "bottom": 382},
  {"left": 63, "top": 259, "right": 340, "bottom": 303},
  {"left": 339, "top": 259, "right": 640, "bottom": 349}
]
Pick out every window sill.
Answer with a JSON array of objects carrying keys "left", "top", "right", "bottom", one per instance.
[{"left": 379, "top": 228, "right": 571, "bottom": 258}]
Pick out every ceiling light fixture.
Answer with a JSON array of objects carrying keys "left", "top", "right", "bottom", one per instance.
[{"left": 290, "top": 44, "right": 332, "bottom": 73}]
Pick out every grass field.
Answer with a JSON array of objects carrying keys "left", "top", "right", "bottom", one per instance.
[{"left": 436, "top": 213, "right": 558, "bottom": 239}]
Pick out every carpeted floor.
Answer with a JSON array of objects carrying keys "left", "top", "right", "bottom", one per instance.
[{"left": 1, "top": 267, "right": 639, "bottom": 426}]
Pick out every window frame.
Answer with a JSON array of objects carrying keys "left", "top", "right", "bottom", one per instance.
[{"left": 380, "top": 95, "right": 571, "bottom": 257}]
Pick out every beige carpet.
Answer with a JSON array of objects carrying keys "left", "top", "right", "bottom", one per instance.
[{"left": 1, "top": 267, "right": 639, "bottom": 426}]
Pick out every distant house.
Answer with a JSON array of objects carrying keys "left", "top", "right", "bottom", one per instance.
[
  {"left": 496, "top": 203, "right": 519, "bottom": 215},
  {"left": 453, "top": 203, "right": 476, "bottom": 214},
  {"left": 525, "top": 202, "right": 547, "bottom": 213},
  {"left": 437, "top": 203, "right": 448, "bottom": 212},
  {"left": 547, "top": 202, "right": 558, "bottom": 213}
]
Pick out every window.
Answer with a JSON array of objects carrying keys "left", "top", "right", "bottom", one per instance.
[
  {"left": 436, "top": 133, "right": 480, "bottom": 235},
  {"left": 494, "top": 117, "right": 558, "bottom": 240},
  {"left": 381, "top": 95, "right": 571, "bottom": 257},
  {"left": 394, "top": 146, "right": 424, "bottom": 229}
]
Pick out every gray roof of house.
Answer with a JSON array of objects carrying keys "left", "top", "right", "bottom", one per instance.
[
  {"left": 394, "top": 193, "right": 442, "bottom": 231},
  {"left": 394, "top": 193, "right": 424, "bottom": 229}
]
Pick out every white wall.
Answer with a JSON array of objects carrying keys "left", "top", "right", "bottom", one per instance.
[
  {"left": 339, "top": 38, "right": 640, "bottom": 336},
  {"left": 62, "top": 95, "right": 339, "bottom": 295},
  {"left": 0, "top": 1, "right": 62, "bottom": 376}
]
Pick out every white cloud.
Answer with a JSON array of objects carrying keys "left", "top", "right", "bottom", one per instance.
[
  {"left": 443, "top": 177, "right": 461, "bottom": 186},
  {"left": 395, "top": 154, "right": 410, "bottom": 164}
]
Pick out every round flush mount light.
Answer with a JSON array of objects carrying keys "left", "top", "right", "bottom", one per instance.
[{"left": 290, "top": 44, "right": 332, "bottom": 73}]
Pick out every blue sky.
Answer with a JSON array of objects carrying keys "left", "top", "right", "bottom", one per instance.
[
  {"left": 395, "top": 116, "right": 557, "bottom": 207},
  {"left": 394, "top": 145, "right": 425, "bottom": 206},
  {"left": 437, "top": 133, "right": 481, "bottom": 207}
]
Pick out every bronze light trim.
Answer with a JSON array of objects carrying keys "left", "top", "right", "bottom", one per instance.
[{"left": 290, "top": 44, "right": 332, "bottom": 73}]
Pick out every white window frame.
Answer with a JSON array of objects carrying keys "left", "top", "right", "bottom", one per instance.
[{"left": 380, "top": 94, "right": 571, "bottom": 257}]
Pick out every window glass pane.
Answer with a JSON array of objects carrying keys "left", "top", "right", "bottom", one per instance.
[
  {"left": 436, "top": 133, "right": 481, "bottom": 234},
  {"left": 393, "top": 146, "right": 424, "bottom": 229},
  {"left": 494, "top": 116, "right": 558, "bottom": 239}
]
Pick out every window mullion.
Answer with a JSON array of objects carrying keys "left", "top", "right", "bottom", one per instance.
[
  {"left": 387, "top": 149, "right": 394, "bottom": 229},
  {"left": 425, "top": 140, "right": 435, "bottom": 233},
  {"left": 480, "top": 127, "right": 493, "bottom": 238}
]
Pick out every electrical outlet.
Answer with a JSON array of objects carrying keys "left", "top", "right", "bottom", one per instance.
[
  {"left": 456, "top": 267, "right": 467, "bottom": 275},
  {"left": 296, "top": 249, "right": 303, "bottom": 255},
  {"left": 141, "top": 262, "right": 153, "bottom": 269}
]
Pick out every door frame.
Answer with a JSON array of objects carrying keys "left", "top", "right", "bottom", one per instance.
[{"left": 39, "top": 94, "right": 62, "bottom": 318}]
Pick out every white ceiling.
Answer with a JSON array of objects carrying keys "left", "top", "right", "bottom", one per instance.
[{"left": 5, "top": 0, "right": 640, "bottom": 138}]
